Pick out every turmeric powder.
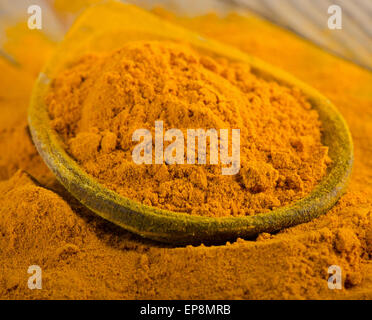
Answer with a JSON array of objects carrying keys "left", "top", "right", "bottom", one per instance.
[
  {"left": 0, "top": 3, "right": 371, "bottom": 300},
  {"left": 46, "top": 40, "right": 329, "bottom": 217}
]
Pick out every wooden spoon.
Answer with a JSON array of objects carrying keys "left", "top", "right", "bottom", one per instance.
[{"left": 28, "top": 2, "right": 353, "bottom": 244}]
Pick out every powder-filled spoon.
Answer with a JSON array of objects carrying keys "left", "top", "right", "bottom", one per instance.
[{"left": 28, "top": 2, "right": 353, "bottom": 244}]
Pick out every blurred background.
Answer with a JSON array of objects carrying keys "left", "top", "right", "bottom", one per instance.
[{"left": 0, "top": 0, "right": 371, "bottom": 70}]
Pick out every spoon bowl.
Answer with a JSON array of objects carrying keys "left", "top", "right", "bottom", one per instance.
[{"left": 28, "top": 2, "right": 353, "bottom": 244}]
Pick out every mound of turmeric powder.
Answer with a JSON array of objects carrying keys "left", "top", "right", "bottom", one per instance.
[
  {"left": 0, "top": 3, "right": 371, "bottom": 300},
  {"left": 46, "top": 41, "right": 329, "bottom": 217}
]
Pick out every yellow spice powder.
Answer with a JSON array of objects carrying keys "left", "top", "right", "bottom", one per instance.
[
  {"left": 0, "top": 5, "right": 370, "bottom": 300},
  {"left": 46, "top": 40, "right": 329, "bottom": 217}
]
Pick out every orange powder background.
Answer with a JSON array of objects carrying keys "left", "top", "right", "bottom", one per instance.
[{"left": 0, "top": 8, "right": 371, "bottom": 299}]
